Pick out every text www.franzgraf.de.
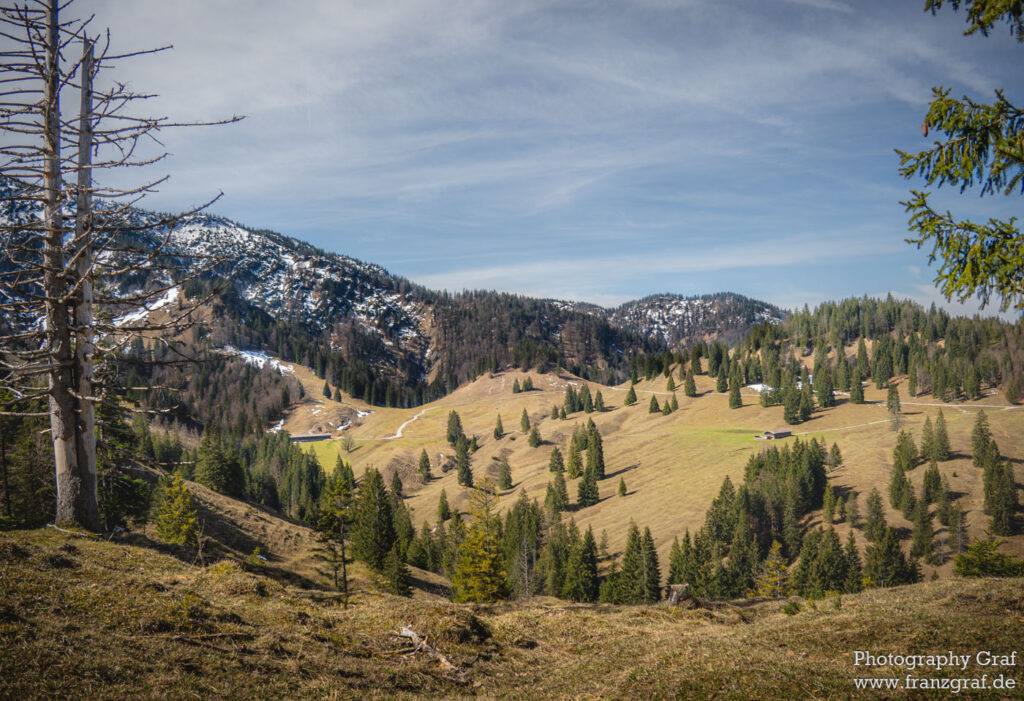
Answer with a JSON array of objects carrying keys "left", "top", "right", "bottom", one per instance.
[{"left": 851, "top": 651, "right": 1019, "bottom": 694}]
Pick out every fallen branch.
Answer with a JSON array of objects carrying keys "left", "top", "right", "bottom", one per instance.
[
  {"left": 47, "top": 523, "right": 101, "bottom": 539},
  {"left": 390, "top": 626, "right": 467, "bottom": 682}
]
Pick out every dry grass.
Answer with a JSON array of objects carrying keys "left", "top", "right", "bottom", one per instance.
[
  {"left": 2, "top": 528, "right": 1022, "bottom": 699},
  {"left": 294, "top": 367, "right": 1023, "bottom": 573}
]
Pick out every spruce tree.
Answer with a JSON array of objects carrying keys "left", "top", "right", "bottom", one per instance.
[
  {"left": 617, "top": 522, "right": 644, "bottom": 604},
  {"left": 648, "top": 395, "right": 660, "bottom": 414},
  {"left": 383, "top": 544, "right": 412, "bottom": 596},
  {"left": 549, "top": 447, "right": 564, "bottom": 473},
  {"left": 670, "top": 392, "right": 679, "bottom": 411},
  {"left": 551, "top": 405, "right": 560, "bottom": 420},
  {"left": 666, "top": 377, "right": 676, "bottom": 392},
  {"left": 684, "top": 370, "right": 697, "bottom": 397},
  {"left": 934, "top": 409, "right": 951, "bottom": 461},
  {"left": 580, "top": 384, "right": 594, "bottom": 413},
  {"left": 728, "top": 382, "right": 742, "bottom": 409},
  {"left": 545, "top": 472, "right": 570, "bottom": 515},
  {"left": 864, "top": 488, "right": 887, "bottom": 543},
  {"left": 561, "top": 527, "right": 599, "bottom": 602},
  {"left": 641, "top": 527, "right": 662, "bottom": 603},
  {"left": 512, "top": 378, "right": 521, "bottom": 394},
  {"left": 910, "top": 488, "right": 936, "bottom": 563},
  {"left": 846, "top": 492, "right": 860, "bottom": 528},
  {"left": 498, "top": 455, "right": 513, "bottom": 491},
  {"left": 437, "top": 489, "right": 452, "bottom": 522},
  {"left": 528, "top": 426, "right": 541, "bottom": 448},
  {"left": 971, "top": 410, "right": 991, "bottom": 468},
  {"left": 323, "top": 381, "right": 331, "bottom": 398},
  {"left": 153, "top": 476, "right": 199, "bottom": 547},
  {"left": 585, "top": 426, "right": 606, "bottom": 479},
  {"left": 520, "top": 409, "right": 531, "bottom": 433},
  {"left": 662, "top": 401, "right": 672, "bottom": 416},
  {"left": 856, "top": 338, "right": 869, "bottom": 380},
  {"left": 419, "top": 449, "right": 431, "bottom": 481},
  {"left": 456, "top": 435, "right": 473, "bottom": 487},
  {"left": 823, "top": 484, "right": 835, "bottom": 524},
  {"left": 864, "top": 527, "right": 916, "bottom": 588},
  {"left": 352, "top": 468, "right": 396, "bottom": 571},
  {"left": 843, "top": 530, "right": 863, "bottom": 593},
  {"left": 446, "top": 410, "right": 464, "bottom": 446},
  {"left": 494, "top": 414, "right": 504, "bottom": 439},
  {"left": 618, "top": 477, "right": 627, "bottom": 497},
  {"left": 453, "top": 483, "right": 507, "bottom": 602},
  {"left": 594, "top": 390, "right": 605, "bottom": 412},
  {"left": 716, "top": 364, "right": 728, "bottom": 393},
  {"left": 566, "top": 446, "right": 582, "bottom": 479},
  {"left": 523, "top": 376, "right": 534, "bottom": 391},
  {"left": 850, "top": 368, "right": 864, "bottom": 404},
  {"left": 195, "top": 431, "right": 245, "bottom": 498},
  {"left": 816, "top": 367, "right": 835, "bottom": 408},
  {"left": 754, "top": 541, "right": 790, "bottom": 598},
  {"left": 577, "top": 465, "right": 599, "bottom": 507},
  {"left": 923, "top": 460, "right": 942, "bottom": 503},
  {"left": 624, "top": 385, "right": 637, "bottom": 406},
  {"left": 390, "top": 471, "right": 404, "bottom": 498}
]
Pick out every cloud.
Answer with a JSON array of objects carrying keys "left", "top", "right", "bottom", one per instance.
[{"left": 780, "top": 0, "right": 855, "bottom": 13}]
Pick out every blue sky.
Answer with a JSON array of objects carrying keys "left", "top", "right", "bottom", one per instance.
[{"left": 81, "top": 0, "right": 1022, "bottom": 315}]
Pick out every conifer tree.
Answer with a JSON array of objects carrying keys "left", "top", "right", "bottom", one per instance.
[
  {"left": 447, "top": 410, "right": 464, "bottom": 446},
  {"left": 585, "top": 427, "right": 606, "bottom": 479},
  {"left": 666, "top": 377, "right": 675, "bottom": 392},
  {"left": 971, "top": 410, "right": 991, "bottom": 468},
  {"left": 520, "top": 409, "right": 531, "bottom": 433},
  {"left": 566, "top": 446, "right": 582, "bottom": 479},
  {"left": 453, "top": 482, "right": 507, "bottom": 602},
  {"left": 618, "top": 477, "right": 627, "bottom": 497},
  {"left": 624, "top": 385, "right": 637, "bottom": 406},
  {"left": 437, "top": 489, "right": 451, "bottom": 522},
  {"left": 921, "top": 416, "right": 936, "bottom": 463},
  {"left": 798, "top": 383, "right": 813, "bottom": 423},
  {"left": 153, "top": 476, "right": 199, "bottom": 547},
  {"left": 934, "top": 409, "right": 951, "bottom": 461},
  {"left": 577, "top": 465, "right": 599, "bottom": 507},
  {"left": 843, "top": 530, "right": 863, "bottom": 593},
  {"left": 864, "top": 488, "right": 887, "bottom": 543},
  {"left": 390, "top": 471, "right": 404, "bottom": 498},
  {"left": 549, "top": 447, "right": 564, "bottom": 473},
  {"left": 551, "top": 405, "right": 560, "bottom": 420},
  {"left": 512, "top": 378, "right": 521, "bottom": 394},
  {"left": 850, "top": 368, "right": 865, "bottom": 404},
  {"left": 684, "top": 369, "right": 697, "bottom": 397},
  {"left": 816, "top": 367, "right": 835, "bottom": 408},
  {"left": 989, "top": 457, "right": 1019, "bottom": 536},
  {"left": 670, "top": 392, "right": 679, "bottom": 411},
  {"left": 545, "top": 472, "right": 570, "bottom": 516},
  {"left": 828, "top": 442, "right": 843, "bottom": 471},
  {"left": 561, "top": 527, "right": 599, "bottom": 602},
  {"left": 910, "top": 488, "right": 937, "bottom": 563},
  {"left": 648, "top": 395, "right": 660, "bottom": 414},
  {"left": 580, "top": 384, "right": 594, "bottom": 413},
  {"left": 923, "top": 460, "right": 942, "bottom": 503},
  {"left": 384, "top": 544, "right": 412, "bottom": 596},
  {"left": 456, "top": 435, "right": 473, "bottom": 487},
  {"left": 886, "top": 384, "right": 901, "bottom": 430},
  {"left": 352, "top": 467, "right": 395, "bottom": 571},
  {"left": 617, "top": 522, "right": 644, "bottom": 604},
  {"left": 864, "top": 527, "right": 917, "bottom": 588},
  {"left": 419, "top": 449, "right": 431, "bottom": 481},
  {"left": 528, "top": 426, "right": 541, "bottom": 448},
  {"left": 559, "top": 407, "right": 567, "bottom": 420},
  {"left": 716, "top": 363, "right": 728, "bottom": 393},
  {"left": 856, "top": 338, "right": 870, "bottom": 380},
  {"left": 728, "top": 381, "right": 742, "bottom": 409},
  {"left": 641, "top": 527, "right": 662, "bottom": 603},
  {"left": 594, "top": 390, "right": 605, "bottom": 412},
  {"left": 892, "top": 430, "right": 919, "bottom": 473},
  {"left": 523, "top": 376, "right": 534, "bottom": 391},
  {"left": 662, "top": 401, "right": 672, "bottom": 416},
  {"left": 823, "top": 484, "right": 836, "bottom": 524},
  {"left": 195, "top": 431, "right": 245, "bottom": 498},
  {"left": 323, "top": 381, "right": 331, "bottom": 398},
  {"left": 494, "top": 414, "right": 504, "bottom": 439},
  {"left": 754, "top": 541, "right": 790, "bottom": 597},
  {"left": 498, "top": 455, "right": 513, "bottom": 490}
]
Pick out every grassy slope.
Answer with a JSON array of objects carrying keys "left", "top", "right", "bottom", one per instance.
[
  {"left": 290, "top": 361, "right": 1023, "bottom": 575},
  {"left": 2, "top": 528, "right": 1023, "bottom": 699}
]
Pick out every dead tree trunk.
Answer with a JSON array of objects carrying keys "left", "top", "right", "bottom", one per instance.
[
  {"left": 72, "top": 36, "right": 99, "bottom": 530},
  {"left": 43, "top": 0, "right": 87, "bottom": 528}
]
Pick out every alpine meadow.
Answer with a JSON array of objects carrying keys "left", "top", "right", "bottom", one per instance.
[{"left": 2, "top": 1, "right": 1023, "bottom": 699}]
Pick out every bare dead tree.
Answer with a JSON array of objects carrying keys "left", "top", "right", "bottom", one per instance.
[{"left": 0, "top": 0, "right": 240, "bottom": 530}]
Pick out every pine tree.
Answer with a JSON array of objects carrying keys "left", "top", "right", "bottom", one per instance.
[
  {"left": 828, "top": 442, "right": 843, "bottom": 471},
  {"left": 618, "top": 477, "right": 627, "bottom": 497},
  {"left": 520, "top": 409, "right": 531, "bottom": 433},
  {"left": 453, "top": 482, "right": 507, "bottom": 602},
  {"left": 716, "top": 363, "right": 728, "bottom": 393},
  {"left": 447, "top": 410, "right": 464, "bottom": 446},
  {"left": 753, "top": 541, "right": 790, "bottom": 598},
  {"left": 934, "top": 409, "right": 951, "bottom": 461},
  {"left": 846, "top": 492, "right": 860, "bottom": 528},
  {"left": 892, "top": 430, "right": 919, "bottom": 473},
  {"left": 498, "top": 455, "right": 513, "bottom": 490},
  {"left": 864, "top": 527, "right": 916, "bottom": 588},
  {"left": 886, "top": 384, "right": 901, "bottom": 430},
  {"left": 580, "top": 384, "right": 594, "bottom": 413},
  {"left": 666, "top": 377, "right": 675, "bottom": 392},
  {"left": 549, "top": 447, "right": 564, "bottom": 473},
  {"left": 843, "top": 530, "right": 863, "bottom": 593},
  {"left": 662, "top": 401, "right": 672, "bottom": 416},
  {"left": 989, "top": 458, "right": 1019, "bottom": 536},
  {"left": 419, "top": 449, "right": 431, "bottom": 481},
  {"left": 816, "top": 367, "right": 835, "bottom": 408},
  {"left": 910, "top": 489, "right": 936, "bottom": 563},
  {"left": 624, "top": 385, "right": 637, "bottom": 406},
  {"left": 648, "top": 395, "right": 661, "bottom": 414},
  {"left": 670, "top": 392, "right": 679, "bottom": 411},
  {"left": 594, "top": 390, "right": 605, "bottom": 412},
  {"left": 850, "top": 368, "right": 865, "bottom": 404},
  {"left": 577, "top": 465, "right": 599, "bottom": 508},
  {"left": 585, "top": 427, "right": 605, "bottom": 479},
  {"left": 921, "top": 416, "right": 936, "bottom": 463},
  {"left": 684, "top": 370, "right": 697, "bottom": 398},
  {"left": 823, "top": 484, "right": 836, "bottom": 524},
  {"left": 456, "top": 435, "right": 473, "bottom": 487},
  {"left": 523, "top": 376, "right": 534, "bottom": 391},
  {"left": 352, "top": 468, "right": 395, "bottom": 571},
  {"left": 383, "top": 544, "right": 411, "bottom": 596},
  {"left": 617, "top": 522, "right": 644, "bottom": 604},
  {"left": 566, "top": 446, "right": 582, "bottom": 479},
  {"left": 561, "top": 527, "right": 599, "bottom": 602},
  {"left": 923, "top": 460, "right": 942, "bottom": 503},
  {"left": 494, "top": 414, "right": 504, "bottom": 439},
  {"left": 437, "top": 489, "right": 452, "bottom": 522},
  {"left": 865, "top": 488, "right": 887, "bottom": 543},
  {"left": 512, "top": 378, "right": 521, "bottom": 394},
  {"left": 528, "top": 426, "right": 541, "bottom": 448},
  {"left": 153, "top": 476, "right": 199, "bottom": 547},
  {"left": 195, "top": 431, "right": 245, "bottom": 498},
  {"left": 971, "top": 410, "right": 991, "bottom": 468},
  {"left": 551, "top": 405, "right": 560, "bottom": 420},
  {"left": 545, "top": 472, "right": 570, "bottom": 515},
  {"left": 641, "top": 527, "right": 662, "bottom": 603},
  {"left": 323, "top": 381, "right": 331, "bottom": 398},
  {"left": 390, "top": 471, "right": 404, "bottom": 498},
  {"left": 729, "top": 382, "right": 742, "bottom": 409},
  {"left": 856, "top": 338, "right": 870, "bottom": 379}
]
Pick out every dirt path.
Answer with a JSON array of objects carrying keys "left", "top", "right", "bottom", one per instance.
[{"left": 378, "top": 407, "right": 431, "bottom": 441}]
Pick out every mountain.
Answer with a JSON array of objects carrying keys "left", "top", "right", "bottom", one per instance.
[
  {"left": 609, "top": 293, "right": 786, "bottom": 346},
  {"left": 0, "top": 179, "right": 781, "bottom": 405}
]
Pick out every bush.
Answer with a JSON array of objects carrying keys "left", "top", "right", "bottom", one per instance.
[
  {"left": 954, "top": 537, "right": 1024, "bottom": 577},
  {"left": 782, "top": 600, "right": 802, "bottom": 616}
]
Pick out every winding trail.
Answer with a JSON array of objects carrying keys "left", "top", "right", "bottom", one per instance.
[{"left": 379, "top": 407, "right": 431, "bottom": 441}]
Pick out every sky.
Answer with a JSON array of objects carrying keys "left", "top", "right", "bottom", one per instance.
[{"left": 74, "top": 0, "right": 1022, "bottom": 316}]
